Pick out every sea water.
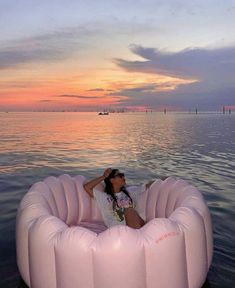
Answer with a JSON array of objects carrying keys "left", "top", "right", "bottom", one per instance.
[{"left": 0, "top": 112, "right": 234, "bottom": 287}]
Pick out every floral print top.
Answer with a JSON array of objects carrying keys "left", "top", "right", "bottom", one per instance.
[{"left": 93, "top": 184, "right": 146, "bottom": 227}]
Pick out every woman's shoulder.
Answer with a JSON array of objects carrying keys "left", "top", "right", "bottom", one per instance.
[
  {"left": 126, "top": 183, "right": 146, "bottom": 196},
  {"left": 93, "top": 187, "right": 113, "bottom": 204}
]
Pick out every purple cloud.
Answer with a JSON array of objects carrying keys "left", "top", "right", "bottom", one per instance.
[{"left": 114, "top": 45, "right": 235, "bottom": 109}]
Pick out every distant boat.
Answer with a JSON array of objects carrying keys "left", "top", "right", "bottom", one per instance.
[{"left": 98, "top": 112, "right": 109, "bottom": 115}]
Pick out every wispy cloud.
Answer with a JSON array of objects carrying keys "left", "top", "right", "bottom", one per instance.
[
  {"left": 108, "top": 82, "right": 179, "bottom": 96},
  {"left": 54, "top": 93, "right": 128, "bottom": 107},
  {"left": 0, "top": 26, "right": 96, "bottom": 70},
  {"left": 86, "top": 88, "right": 105, "bottom": 92},
  {"left": 0, "top": 80, "right": 41, "bottom": 89},
  {"left": 56, "top": 94, "right": 106, "bottom": 99},
  {"left": 0, "top": 47, "right": 61, "bottom": 69},
  {"left": 39, "top": 99, "right": 53, "bottom": 102},
  {"left": 0, "top": 18, "right": 158, "bottom": 71}
]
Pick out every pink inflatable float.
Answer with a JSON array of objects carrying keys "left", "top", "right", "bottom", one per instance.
[{"left": 16, "top": 174, "right": 213, "bottom": 288}]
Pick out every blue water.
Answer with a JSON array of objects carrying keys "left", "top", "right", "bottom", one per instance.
[{"left": 0, "top": 112, "right": 234, "bottom": 287}]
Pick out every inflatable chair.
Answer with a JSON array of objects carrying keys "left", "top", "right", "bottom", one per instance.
[{"left": 16, "top": 174, "right": 213, "bottom": 288}]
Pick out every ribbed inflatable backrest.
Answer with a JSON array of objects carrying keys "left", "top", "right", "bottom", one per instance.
[
  {"left": 35, "top": 176, "right": 209, "bottom": 230},
  {"left": 39, "top": 175, "right": 103, "bottom": 226},
  {"left": 25, "top": 181, "right": 58, "bottom": 217},
  {"left": 144, "top": 177, "right": 205, "bottom": 220},
  {"left": 58, "top": 174, "right": 80, "bottom": 226},
  {"left": 144, "top": 180, "right": 161, "bottom": 221},
  {"left": 155, "top": 178, "right": 176, "bottom": 218},
  {"left": 44, "top": 176, "right": 68, "bottom": 222},
  {"left": 73, "top": 175, "right": 103, "bottom": 223},
  {"left": 144, "top": 178, "right": 179, "bottom": 220},
  {"left": 164, "top": 179, "right": 196, "bottom": 217}
]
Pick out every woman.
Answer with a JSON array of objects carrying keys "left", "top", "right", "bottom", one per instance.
[{"left": 83, "top": 168, "right": 154, "bottom": 229}]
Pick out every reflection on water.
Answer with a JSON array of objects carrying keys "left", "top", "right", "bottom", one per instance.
[
  {"left": 0, "top": 112, "right": 234, "bottom": 287},
  {"left": 0, "top": 112, "right": 180, "bottom": 173}
]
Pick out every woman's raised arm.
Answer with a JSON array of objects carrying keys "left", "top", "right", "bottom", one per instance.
[{"left": 83, "top": 168, "right": 112, "bottom": 197}]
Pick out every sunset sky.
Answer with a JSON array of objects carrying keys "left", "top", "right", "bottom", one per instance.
[{"left": 1, "top": 0, "right": 235, "bottom": 111}]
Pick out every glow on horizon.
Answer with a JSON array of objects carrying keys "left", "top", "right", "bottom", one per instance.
[{"left": 1, "top": 64, "right": 195, "bottom": 111}]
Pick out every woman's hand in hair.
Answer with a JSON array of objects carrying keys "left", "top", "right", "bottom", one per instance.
[
  {"left": 103, "top": 168, "right": 112, "bottom": 179},
  {"left": 83, "top": 169, "right": 112, "bottom": 198}
]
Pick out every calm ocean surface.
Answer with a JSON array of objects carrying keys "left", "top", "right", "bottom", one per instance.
[{"left": 0, "top": 112, "right": 234, "bottom": 288}]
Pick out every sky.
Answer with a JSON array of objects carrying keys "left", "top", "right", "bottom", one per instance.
[{"left": 1, "top": 0, "right": 235, "bottom": 111}]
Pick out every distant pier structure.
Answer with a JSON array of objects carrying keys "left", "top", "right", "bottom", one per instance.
[
  {"left": 223, "top": 106, "right": 232, "bottom": 114},
  {"left": 222, "top": 106, "right": 232, "bottom": 114},
  {"left": 187, "top": 108, "right": 198, "bottom": 114}
]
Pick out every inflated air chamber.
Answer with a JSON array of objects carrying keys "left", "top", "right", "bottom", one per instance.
[{"left": 16, "top": 175, "right": 213, "bottom": 288}]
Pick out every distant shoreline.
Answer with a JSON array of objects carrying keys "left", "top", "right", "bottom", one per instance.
[{"left": 0, "top": 110, "right": 233, "bottom": 114}]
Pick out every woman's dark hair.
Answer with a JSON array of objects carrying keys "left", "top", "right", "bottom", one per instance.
[{"left": 104, "top": 169, "right": 132, "bottom": 208}]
